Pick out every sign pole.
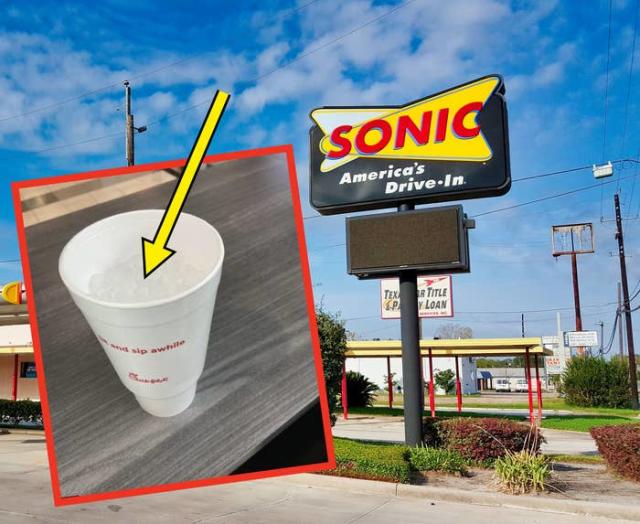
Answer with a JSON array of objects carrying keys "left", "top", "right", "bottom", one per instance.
[
  {"left": 386, "top": 356, "right": 393, "bottom": 409},
  {"left": 399, "top": 204, "right": 423, "bottom": 446}
]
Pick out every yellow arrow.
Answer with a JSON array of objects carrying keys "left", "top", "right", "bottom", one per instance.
[{"left": 142, "top": 90, "right": 230, "bottom": 278}]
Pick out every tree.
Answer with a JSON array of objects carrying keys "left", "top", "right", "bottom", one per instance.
[
  {"left": 382, "top": 372, "right": 399, "bottom": 391},
  {"left": 434, "top": 369, "right": 455, "bottom": 394},
  {"left": 434, "top": 324, "right": 473, "bottom": 340},
  {"left": 316, "top": 307, "right": 347, "bottom": 425},
  {"left": 344, "top": 371, "right": 378, "bottom": 407}
]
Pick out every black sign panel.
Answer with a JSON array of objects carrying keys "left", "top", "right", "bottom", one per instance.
[
  {"left": 309, "top": 75, "right": 510, "bottom": 215},
  {"left": 346, "top": 206, "right": 470, "bottom": 279}
]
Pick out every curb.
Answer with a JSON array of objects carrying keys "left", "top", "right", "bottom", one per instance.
[
  {"left": 0, "top": 428, "right": 45, "bottom": 436},
  {"left": 279, "top": 474, "right": 640, "bottom": 522}
]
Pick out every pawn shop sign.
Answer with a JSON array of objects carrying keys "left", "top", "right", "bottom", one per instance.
[{"left": 309, "top": 75, "right": 511, "bottom": 215}]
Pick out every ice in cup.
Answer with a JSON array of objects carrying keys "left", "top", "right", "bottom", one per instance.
[{"left": 58, "top": 209, "right": 224, "bottom": 417}]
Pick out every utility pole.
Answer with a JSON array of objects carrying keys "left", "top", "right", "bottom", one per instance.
[
  {"left": 521, "top": 313, "right": 525, "bottom": 338},
  {"left": 596, "top": 320, "right": 604, "bottom": 356},
  {"left": 571, "top": 253, "right": 583, "bottom": 333},
  {"left": 614, "top": 193, "right": 638, "bottom": 409},
  {"left": 124, "top": 81, "right": 134, "bottom": 166},
  {"left": 618, "top": 282, "right": 625, "bottom": 358}
]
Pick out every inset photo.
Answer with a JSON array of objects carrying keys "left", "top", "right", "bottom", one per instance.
[{"left": 12, "top": 145, "right": 333, "bottom": 505}]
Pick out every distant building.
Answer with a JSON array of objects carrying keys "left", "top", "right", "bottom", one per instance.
[
  {"left": 0, "top": 324, "right": 38, "bottom": 401},
  {"left": 346, "top": 356, "right": 478, "bottom": 394},
  {"left": 477, "top": 367, "right": 548, "bottom": 392}
]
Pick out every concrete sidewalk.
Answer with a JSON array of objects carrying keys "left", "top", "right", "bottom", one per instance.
[{"left": 0, "top": 433, "right": 632, "bottom": 523}]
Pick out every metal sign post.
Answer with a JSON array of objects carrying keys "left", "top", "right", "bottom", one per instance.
[{"left": 399, "top": 271, "right": 423, "bottom": 444}]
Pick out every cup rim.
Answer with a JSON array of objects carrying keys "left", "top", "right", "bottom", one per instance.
[{"left": 58, "top": 209, "right": 224, "bottom": 310}]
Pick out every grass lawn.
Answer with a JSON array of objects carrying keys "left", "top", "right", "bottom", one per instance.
[
  {"left": 342, "top": 406, "right": 638, "bottom": 432},
  {"left": 546, "top": 454, "right": 604, "bottom": 464},
  {"left": 328, "top": 437, "right": 412, "bottom": 483},
  {"left": 373, "top": 393, "right": 640, "bottom": 418}
]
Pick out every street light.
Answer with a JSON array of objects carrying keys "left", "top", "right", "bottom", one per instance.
[{"left": 593, "top": 162, "right": 613, "bottom": 179}]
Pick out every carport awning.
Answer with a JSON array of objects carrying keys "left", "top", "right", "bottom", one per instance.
[
  {"left": 479, "top": 371, "right": 493, "bottom": 379},
  {"left": 345, "top": 337, "right": 552, "bottom": 358},
  {"left": 0, "top": 346, "right": 34, "bottom": 354}
]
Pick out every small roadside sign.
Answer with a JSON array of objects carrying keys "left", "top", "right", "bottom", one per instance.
[
  {"left": 564, "top": 330, "right": 598, "bottom": 348},
  {"left": 380, "top": 275, "right": 453, "bottom": 319}
]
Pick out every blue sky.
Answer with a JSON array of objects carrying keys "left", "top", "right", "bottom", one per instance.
[{"left": 0, "top": 0, "right": 639, "bottom": 349}]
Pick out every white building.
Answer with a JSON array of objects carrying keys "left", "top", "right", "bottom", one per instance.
[{"left": 346, "top": 355, "right": 478, "bottom": 394}]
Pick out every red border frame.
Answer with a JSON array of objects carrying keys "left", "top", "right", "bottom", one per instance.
[
  {"left": 379, "top": 275, "right": 454, "bottom": 320},
  {"left": 11, "top": 144, "right": 335, "bottom": 507}
]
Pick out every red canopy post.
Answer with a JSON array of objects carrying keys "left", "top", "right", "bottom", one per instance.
[
  {"left": 11, "top": 354, "right": 19, "bottom": 401},
  {"left": 534, "top": 354, "right": 543, "bottom": 424},
  {"left": 524, "top": 348, "right": 534, "bottom": 425},
  {"left": 428, "top": 347, "right": 435, "bottom": 417},
  {"left": 455, "top": 356, "right": 462, "bottom": 413},
  {"left": 386, "top": 356, "right": 393, "bottom": 409},
  {"left": 341, "top": 360, "right": 348, "bottom": 420}
]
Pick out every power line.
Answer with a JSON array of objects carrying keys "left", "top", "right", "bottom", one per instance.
[
  {"left": 602, "top": 0, "right": 613, "bottom": 163},
  {"left": 620, "top": 0, "right": 640, "bottom": 159},
  {"left": 472, "top": 170, "right": 639, "bottom": 218},
  {"left": 342, "top": 302, "right": 617, "bottom": 321},
  {"left": 143, "top": 0, "right": 417, "bottom": 130},
  {"left": 512, "top": 164, "right": 594, "bottom": 182},
  {"left": 0, "top": 0, "right": 323, "bottom": 125},
  {"left": 2, "top": 0, "right": 416, "bottom": 158}
]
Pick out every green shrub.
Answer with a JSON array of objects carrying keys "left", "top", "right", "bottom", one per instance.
[
  {"left": 344, "top": 371, "right": 378, "bottom": 408},
  {"left": 494, "top": 451, "right": 550, "bottom": 494},
  {"left": 561, "top": 356, "right": 631, "bottom": 409},
  {"left": 331, "top": 438, "right": 411, "bottom": 483},
  {"left": 407, "top": 445, "right": 467, "bottom": 475},
  {"left": 436, "top": 417, "right": 543, "bottom": 465},
  {"left": 316, "top": 308, "right": 347, "bottom": 425},
  {"left": 591, "top": 424, "right": 640, "bottom": 482},
  {"left": 0, "top": 399, "right": 42, "bottom": 425}
]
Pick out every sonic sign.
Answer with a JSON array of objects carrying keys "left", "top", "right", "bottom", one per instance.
[{"left": 309, "top": 75, "right": 510, "bottom": 214}]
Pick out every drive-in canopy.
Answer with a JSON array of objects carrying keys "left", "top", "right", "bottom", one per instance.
[{"left": 341, "top": 337, "right": 552, "bottom": 424}]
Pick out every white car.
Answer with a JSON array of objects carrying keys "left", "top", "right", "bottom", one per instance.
[
  {"left": 514, "top": 378, "right": 529, "bottom": 392},
  {"left": 495, "top": 378, "right": 510, "bottom": 392}
]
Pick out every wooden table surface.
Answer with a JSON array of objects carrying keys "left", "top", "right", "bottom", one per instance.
[{"left": 23, "top": 153, "right": 324, "bottom": 497}]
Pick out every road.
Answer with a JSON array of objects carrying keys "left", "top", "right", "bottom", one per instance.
[{"left": 0, "top": 432, "right": 631, "bottom": 523}]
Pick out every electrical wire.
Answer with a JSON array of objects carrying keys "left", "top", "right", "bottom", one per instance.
[
  {"left": 601, "top": 0, "right": 615, "bottom": 217},
  {"left": 1, "top": 0, "right": 417, "bottom": 157},
  {"left": 620, "top": 0, "right": 640, "bottom": 160},
  {"left": 341, "top": 302, "right": 617, "bottom": 321},
  {"left": 0, "top": 0, "right": 323, "bottom": 125},
  {"left": 142, "top": 0, "right": 417, "bottom": 130},
  {"left": 471, "top": 170, "right": 639, "bottom": 218},
  {"left": 600, "top": 309, "right": 619, "bottom": 354},
  {"left": 603, "top": 0, "right": 613, "bottom": 163}
]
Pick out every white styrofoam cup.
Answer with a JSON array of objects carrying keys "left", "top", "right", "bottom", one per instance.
[{"left": 58, "top": 210, "right": 224, "bottom": 417}]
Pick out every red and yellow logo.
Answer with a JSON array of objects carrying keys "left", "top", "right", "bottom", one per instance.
[{"left": 311, "top": 76, "right": 501, "bottom": 173}]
